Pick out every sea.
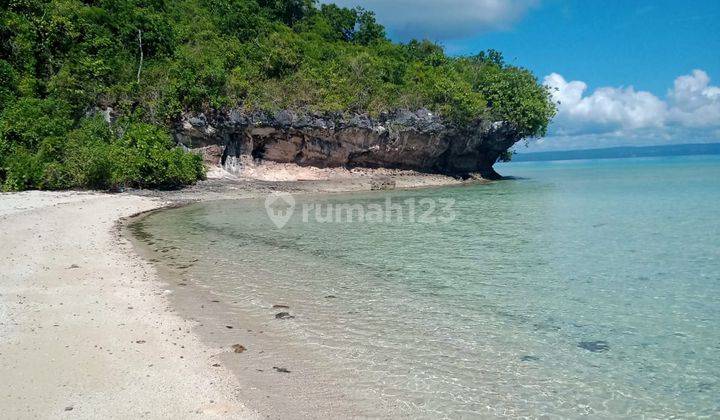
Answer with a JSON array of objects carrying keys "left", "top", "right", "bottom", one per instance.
[{"left": 129, "top": 155, "right": 720, "bottom": 418}]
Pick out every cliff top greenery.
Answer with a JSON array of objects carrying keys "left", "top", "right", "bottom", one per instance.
[{"left": 0, "top": 0, "right": 556, "bottom": 191}]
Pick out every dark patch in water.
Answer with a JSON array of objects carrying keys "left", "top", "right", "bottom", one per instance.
[
  {"left": 578, "top": 341, "right": 610, "bottom": 353},
  {"left": 520, "top": 355, "right": 540, "bottom": 362},
  {"left": 173, "top": 263, "right": 194, "bottom": 269},
  {"left": 533, "top": 322, "right": 561, "bottom": 332},
  {"left": 127, "top": 221, "right": 155, "bottom": 242},
  {"left": 697, "top": 382, "right": 713, "bottom": 393}
]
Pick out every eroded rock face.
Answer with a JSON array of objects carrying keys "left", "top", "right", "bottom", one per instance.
[{"left": 171, "top": 109, "right": 522, "bottom": 179}]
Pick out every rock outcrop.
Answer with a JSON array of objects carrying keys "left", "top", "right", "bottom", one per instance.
[{"left": 171, "top": 109, "right": 522, "bottom": 179}]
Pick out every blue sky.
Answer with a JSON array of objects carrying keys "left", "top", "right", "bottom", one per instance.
[
  {"left": 445, "top": 1, "right": 720, "bottom": 97},
  {"left": 328, "top": 0, "right": 720, "bottom": 151}
]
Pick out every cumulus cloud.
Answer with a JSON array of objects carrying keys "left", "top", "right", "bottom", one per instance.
[
  {"left": 667, "top": 70, "right": 720, "bottom": 127},
  {"left": 543, "top": 73, "right": 667, "bottom": 135},
  {"left": 541, "top": 70, "right": 720, "bottom": 147},
  {"left": 322, "top": 0, "right": 537, "bottom": 40}
]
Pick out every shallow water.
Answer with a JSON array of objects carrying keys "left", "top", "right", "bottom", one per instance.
[{"left": 132, "top": 155, "right": 720, "bottom": 417}]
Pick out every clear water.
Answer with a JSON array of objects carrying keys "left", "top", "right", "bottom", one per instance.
[{"left": 133, "top": 155, "right": 720, "bottom": 417}]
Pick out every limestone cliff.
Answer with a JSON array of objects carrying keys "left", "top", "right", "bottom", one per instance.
[{"left": 171, "top": 109, "right": 522, "bottom": 179}]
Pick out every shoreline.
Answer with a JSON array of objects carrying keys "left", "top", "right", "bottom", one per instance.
[{"left": 0, "top": 168, "right": 473, "bottom": 418}]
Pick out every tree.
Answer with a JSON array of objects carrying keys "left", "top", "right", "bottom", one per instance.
[
  {"left": 319, "top": 4, "right": 357, "bottom": 42},
  {"left": 354, "top": 8, "right": 385, "bottom": 45},
  {"left": 258, "top": 0, "right": 316, "bottom": 26},
  {"left": 473, "top": 49, "right": 505, "bottom": 67}
]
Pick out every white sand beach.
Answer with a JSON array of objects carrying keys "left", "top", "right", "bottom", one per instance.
[{"left": 0, "top": 191, "right": 257, "bottom": 418}]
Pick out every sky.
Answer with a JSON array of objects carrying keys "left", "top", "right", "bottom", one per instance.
[{"left": 326, "top": 0, "right": 720, "bottom": 151}]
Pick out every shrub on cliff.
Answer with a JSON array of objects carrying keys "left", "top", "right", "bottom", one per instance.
[{"left": 114, "top": 122, "right": 206, "bottom": 189}]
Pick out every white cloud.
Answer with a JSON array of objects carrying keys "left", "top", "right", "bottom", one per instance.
[
  {"left": 543, "top": 73, "right": 667, "bottom": 135},
  {"left": 667, "top": 69, "right": 720, "bottom": 127},
  {"left": 322, "top": 0, "right": 537, "bottom": 40},
  {"left": 535, "top": 70, "right": 720, "bottom": 150}
]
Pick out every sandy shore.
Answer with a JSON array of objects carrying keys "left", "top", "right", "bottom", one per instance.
[
  {"left": 0, "top": 191, "right": 259, "bottom": 418},
  {"left": 0, "top": 167, "right": 469, "bottom": 418}
]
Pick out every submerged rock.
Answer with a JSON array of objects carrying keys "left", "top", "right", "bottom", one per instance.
[
  {"left": 578, "top": 341, "right": 610, "bottom": 353},
  {"left": 172, "top": 109, "right": 522, "bottom": 179}
]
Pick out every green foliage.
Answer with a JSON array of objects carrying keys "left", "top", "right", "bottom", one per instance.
[
  {"left": 204, "top": 0, "right": 264, "bottom": 40},
  {"left": 0, "top": 104, "right": 205, "bottom": 191},
  {"left": 1, "top": 147, "right": 46, "bottom": 191},
  {"left": 0, "top": 98, "right": 73, "bottom": 149},
  {"left": 258, "top": 0, "right": 315, "bottom": 26},
  {"left": 355, "top": 9, "right": 386, "bottom": 45},
  {"left": 497, "top": 149, "right": 515, "bottom": 163},
  {"left": 0, "top": 60, "right": 18, "bottom": 113},
  {"left": 0, "top": 0, "right": 555, "bottom": 191},
  {"left": 312, "top": 5, "right": 385, "bottom": 45},
  {"left": 117, "top": 122, "right": 205, "bottom": 188}
]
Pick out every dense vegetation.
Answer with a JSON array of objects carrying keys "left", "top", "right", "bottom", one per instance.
[{"left": 0, "top": 0, "right": 555, "bottom": 191}]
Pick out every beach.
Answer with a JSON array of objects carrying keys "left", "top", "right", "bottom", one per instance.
[
  {"left": 0, "top": 191, "right": 261, "bottom": 418},
  {"left": 0, "top": 168, "right": 460, "bottom": 418}
]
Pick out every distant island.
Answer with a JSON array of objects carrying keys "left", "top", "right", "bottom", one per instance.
[{"left": 511, "top": 143, "right": 720, "bottom": 162}]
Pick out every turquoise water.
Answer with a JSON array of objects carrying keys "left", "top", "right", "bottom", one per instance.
[{"left": 135, "top": 155, "right": 720, "bottom": 417}]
